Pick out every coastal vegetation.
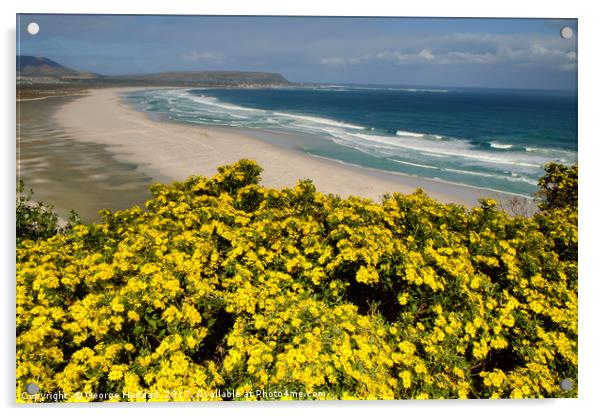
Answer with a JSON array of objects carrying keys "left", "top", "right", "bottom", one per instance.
[
  {"left": 16, "top": 179, "right": 81, "bottom": 244},
  {"left": 16, "top": 160, "right": 577, "bottom": 401}
]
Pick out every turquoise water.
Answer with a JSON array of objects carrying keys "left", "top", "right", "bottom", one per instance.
[{"left": 126, "top": 85, "right": 577, "bottom": 196}]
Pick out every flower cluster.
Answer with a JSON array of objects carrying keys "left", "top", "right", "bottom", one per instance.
[{"left": 17, "top": 160, "right": 577, "bottom": 401}]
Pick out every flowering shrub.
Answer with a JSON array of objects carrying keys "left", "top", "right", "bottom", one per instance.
[
  {"left": 536, "top": 162, "right": 578, "bottom": 211},
  {"left": 16, "top": 160, "right": 577, "bottom": 401}
]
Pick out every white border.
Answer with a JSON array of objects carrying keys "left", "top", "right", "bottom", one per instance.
[{"left": 3, "top": 1, "right": 600, "bottom": 416}]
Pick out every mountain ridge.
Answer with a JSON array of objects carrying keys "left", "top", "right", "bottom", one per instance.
[
  {"left": 17, "top": 55, "right": 290, "bottom": 87},
  {"left": 17, "top": 56, "right": 98, "bottom": 79}
]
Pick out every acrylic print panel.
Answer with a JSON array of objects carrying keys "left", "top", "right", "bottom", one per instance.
[{"left": 16, "top": 14, "right": 578, "bottom": 402}]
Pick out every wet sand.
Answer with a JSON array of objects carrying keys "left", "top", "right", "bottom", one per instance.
[{"left": 17, "top": 94, "right": 159, "bottom": 222}]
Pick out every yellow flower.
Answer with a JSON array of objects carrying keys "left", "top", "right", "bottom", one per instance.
[
  {"left": 414, "top": 362, "right": 427, "bottom": 375},
  {"left": 400, "top": 370, "right": 412, "bottom": 388},
  {"left": 356, "top": 266, "right": 379, "bottom": 284},
  {"left": 108, "top": 365, "right": 125, "bottom": 381},
  {"left": 453, "top": 367, "right": 465, "bottom": 378},
  {"left": 110, "top": 299, "right": 125, "bottom": 313},
  {"left": 397, "top": 293, "right": 409, "bottom": 306}
]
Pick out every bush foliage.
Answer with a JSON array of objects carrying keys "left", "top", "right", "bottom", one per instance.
[
  {"left": 17, "top": 180, "right": 62, "bottom": 245},
  {"left": 17, "top": 180, "right": 81, "bottom": 245},
  {"left": 536, "top": 162, "right": 578, "bottom": 211},
  {"left": 16, "top": 160, "right": 577, "bottom": 401}
]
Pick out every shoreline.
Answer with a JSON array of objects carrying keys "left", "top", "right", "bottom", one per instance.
[
  {"left": 53, "top": 87, "right": 534, "bottom": 209},
  {"left": 17, "top": 93, "right": 157, "bottom": 222},
  {"left": 17, "top": 93, "right": 90, "bottom": 102}
]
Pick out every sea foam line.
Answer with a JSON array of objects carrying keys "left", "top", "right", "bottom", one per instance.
[
  {"left": 272, "top": 112, "right": 364, "bottom": 130},
  {"left": 388, "top": 159, "right": 539, "bottom": 186},
  {"left": 490, "top": 142, "right": 514, "bottom": 149},
  {"left": 396, "top": 130, "right": 425, "bottom": 138}
]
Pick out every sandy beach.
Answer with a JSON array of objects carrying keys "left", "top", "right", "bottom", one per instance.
[{"left": 53, "top": 87, "right": 529, "bottom": 208}]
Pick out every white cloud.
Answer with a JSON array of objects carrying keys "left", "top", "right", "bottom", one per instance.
[
  {"left": 322, "top": 48, "right": 438, "bottom": 66},
  {"left": 439, "top": 51, "right": 496, "bottom": 64},
  {"left": 417, "top": 48, "right": 434, "bottom": 61},
  {"left": 182, "top": 51, "right": 228, "bottom": 64},
  {"left": 320, "top": 56, "right": 350, "bottom": 66}
]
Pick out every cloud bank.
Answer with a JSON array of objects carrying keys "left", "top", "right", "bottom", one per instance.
[{"left": 319, "top": 33, "right": 576, "bottom": 72}]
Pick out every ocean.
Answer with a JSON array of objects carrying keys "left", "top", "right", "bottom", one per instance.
[{"left": 125, "top": 85, "right": 577, "bottom": 197}]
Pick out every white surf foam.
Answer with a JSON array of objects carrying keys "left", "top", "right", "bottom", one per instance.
[
  {"left": 396, "top": 130, "right": 425, "bottom": 138},
  {"left": 443, "top": 167, "right": 538, "bottom": 185},
  {"left": 272, "top": 112, "right": 364, "bottom": 130},
  {"left": 389, "top": 159, "right": 439, "bottom": 170},
  {"left": 490, "top": 142, "right": 514, "bottom": 149},
  {"left": 347, "top": 132, "right": 545, "bottom": 169}
]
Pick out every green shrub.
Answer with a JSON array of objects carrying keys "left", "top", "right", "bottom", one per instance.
[{"left": 16, "top": 180, "right": 81, "bottom": 245}]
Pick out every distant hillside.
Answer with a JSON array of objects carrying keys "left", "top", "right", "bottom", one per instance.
[
  {"left": 16, "top": 56, "right": 290, "bottom": 87},
  {"left": 110, "top": 70, "right": 290, "bottom": 86},
  {"left": 17, "top": 56, "right": 98, "bottom": 79}
]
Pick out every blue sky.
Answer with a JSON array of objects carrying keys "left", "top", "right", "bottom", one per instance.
[{"left": 17, "top": 15, "right": 577, "bottom": 90}]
